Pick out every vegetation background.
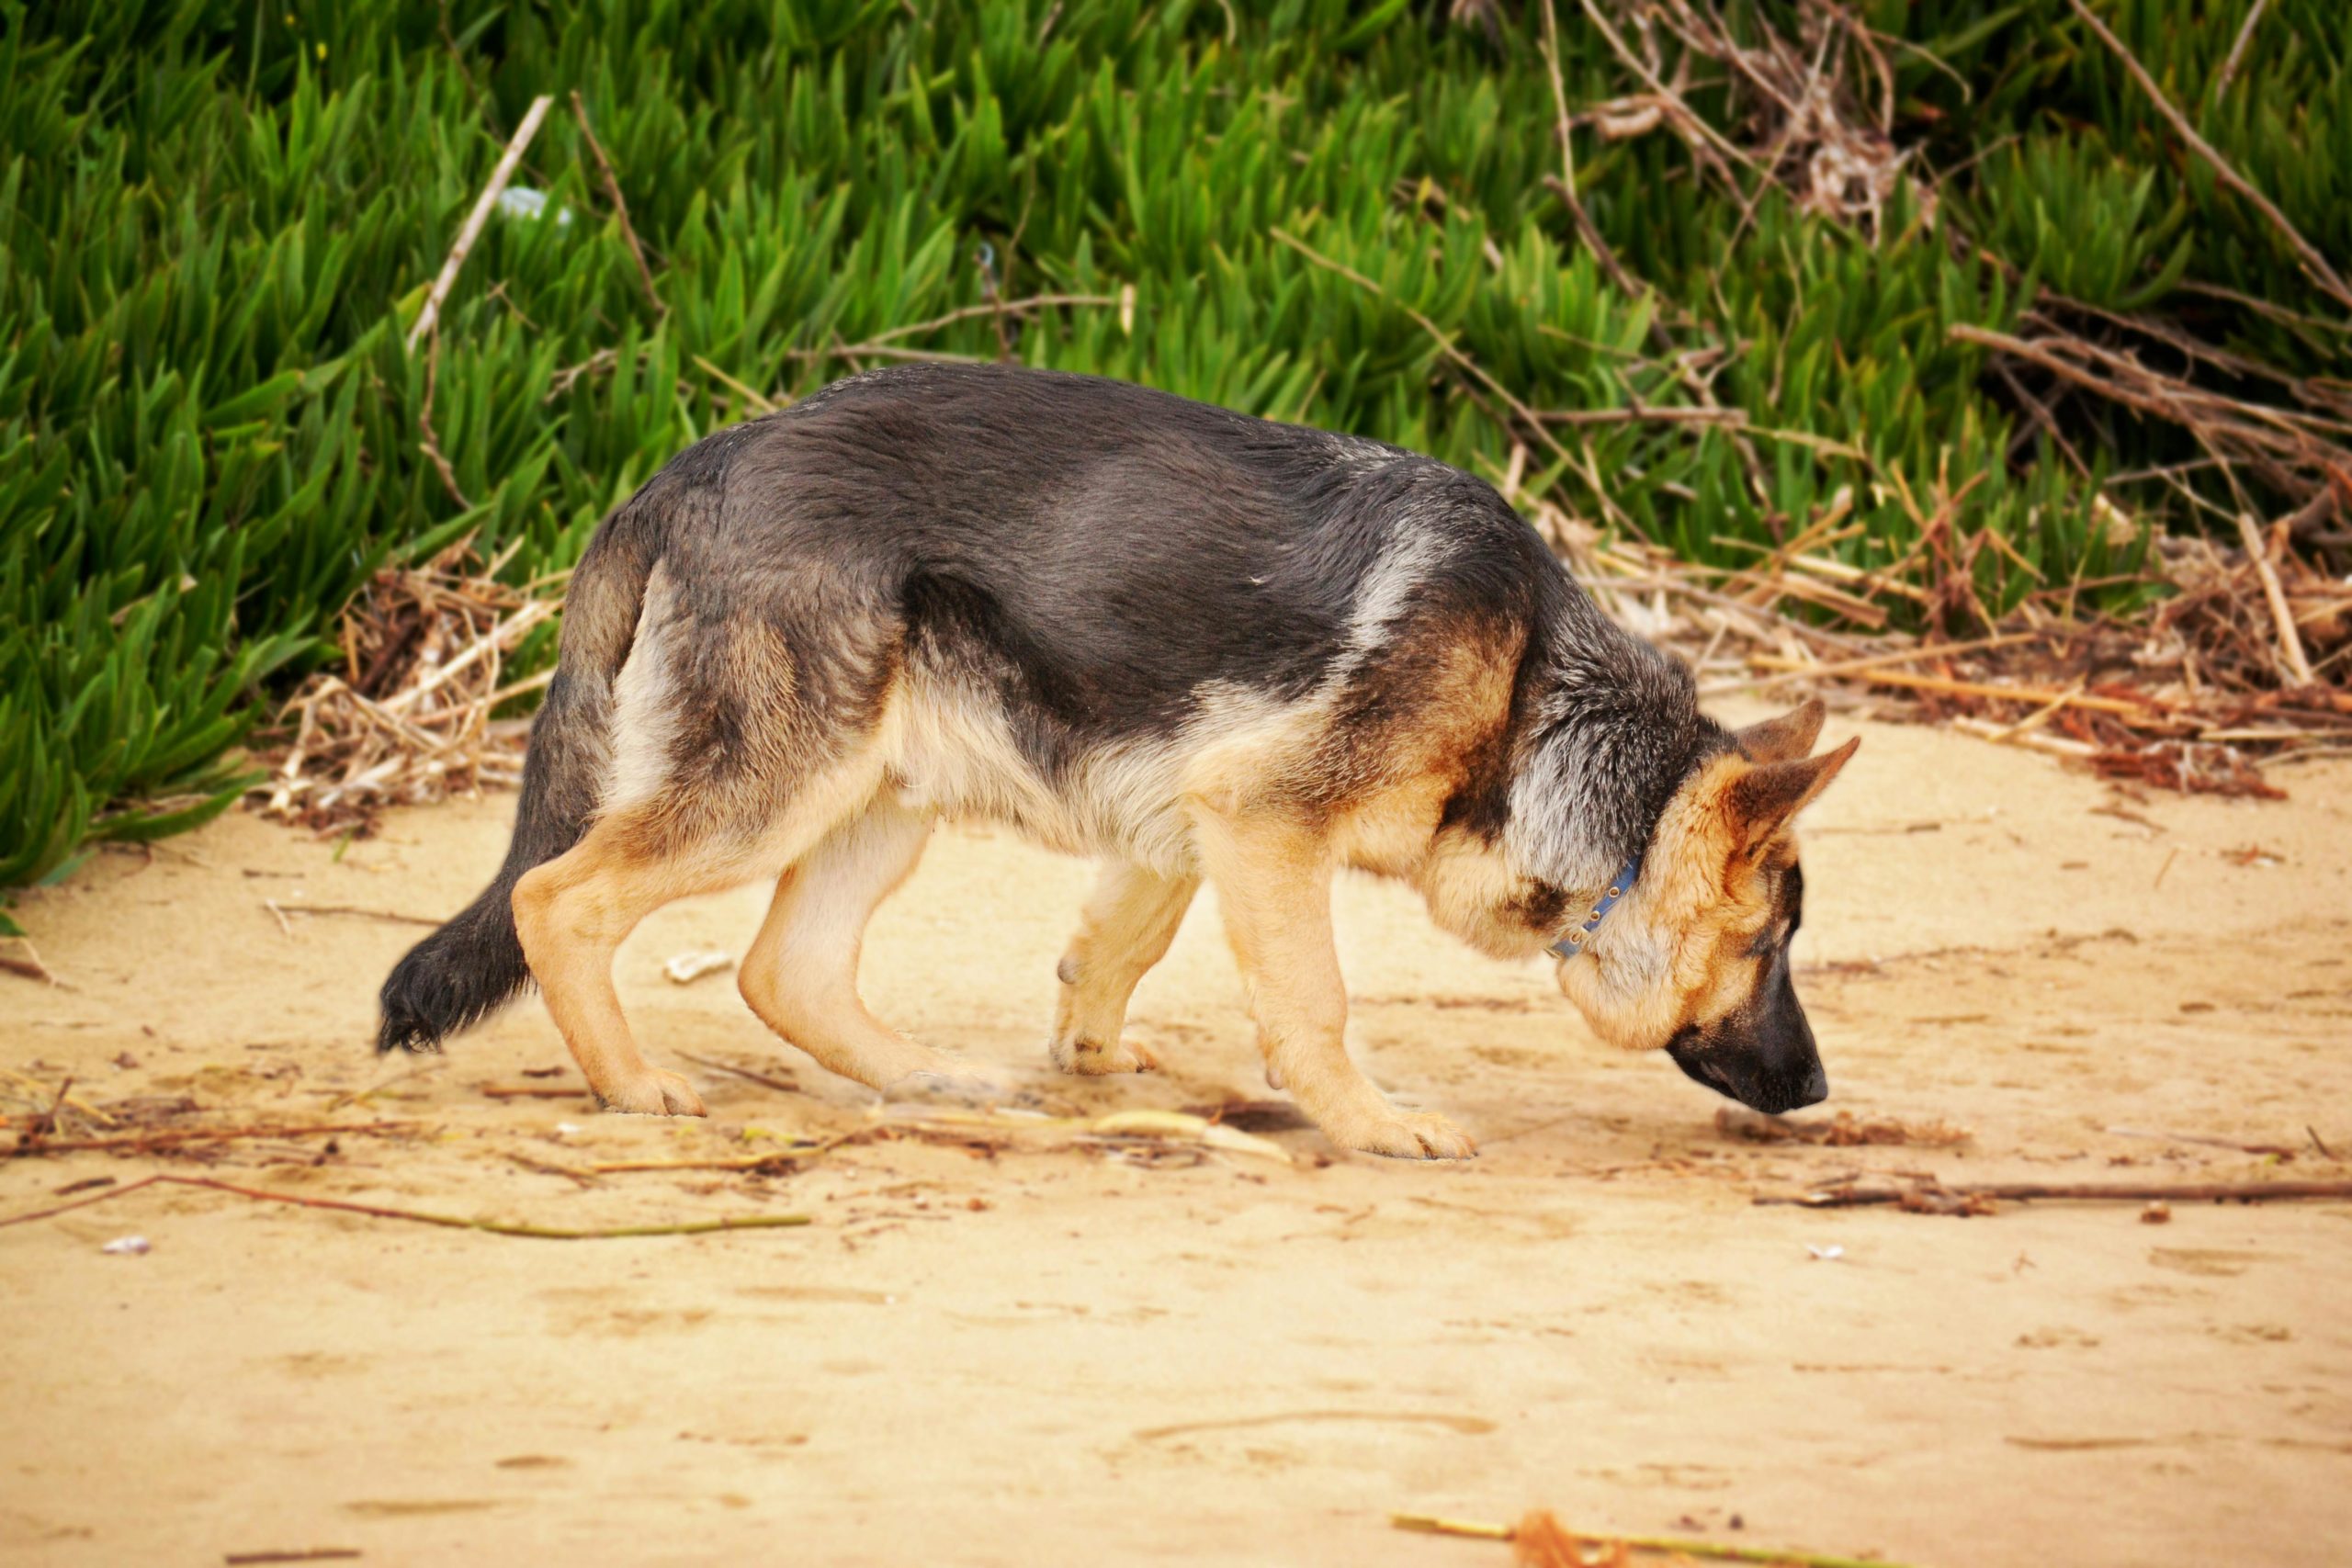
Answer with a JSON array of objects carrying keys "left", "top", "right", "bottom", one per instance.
[{"left": 5, "top": 0, "right": 2346, "bottom": 895}]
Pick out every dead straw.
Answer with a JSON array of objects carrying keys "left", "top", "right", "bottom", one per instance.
[{"left": 246, "top": 547, "right": 556, "bottom": 835}]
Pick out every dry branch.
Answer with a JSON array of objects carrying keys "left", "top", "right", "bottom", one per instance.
[
  {"left": 2064, "top": 0, "right": 2352, "bottom": 315},
  {"left": 1724, "top": 631, "right": 2046, "bottom": 690},
  {"left": 5, "top": 1121, "right": 412, "bottom": 1157},
  {"left": 1746, "top": 656, "right": 2165, "bottom": 718},
  {"left": 1760, "top": 1179, "right": 2352, "bottom": 1210},
  {"left": 1539, "top": 0, "right": 1640, "bottom": 299},
  {"left": 0, "top": 1172, "right": 809, "bottom": 1239},
  {"left": 570, "top": 90, "right": 664, "bottom": 318},
  {"left": 405, "top": 94, "right": 556, "bottom": 351},
  {"left": 1393, "top": 1509, "right": 1911, "bottom": 1568}
]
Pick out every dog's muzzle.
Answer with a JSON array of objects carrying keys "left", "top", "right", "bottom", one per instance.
[
  {"left": 1667, "top": 1034, "right": 1828, "bottom": 1114},
  {"left": 1663, "top": 971, "right": 1829, "bottom": 1115}
]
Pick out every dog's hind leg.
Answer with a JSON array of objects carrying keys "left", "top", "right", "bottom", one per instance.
[
  {"left": 511, "top": 816, "right": 767, "bottom": 1116},
  {"left": 513, "top": 732, "right": 901, "bottom": 1116},
  {"left": 1192, "top": 809, "right": 1475, "bottom": 1159},
  {"left": 1048, "top": 862, "right": 1198, "bottom": 1076},
  {"left": 738, "top": 796, "right": 970, "bottom": 1093}
]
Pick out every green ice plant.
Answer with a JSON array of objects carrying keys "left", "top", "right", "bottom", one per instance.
[{"left": 1, "top": 0, "right": 2338, "bottom": 887}]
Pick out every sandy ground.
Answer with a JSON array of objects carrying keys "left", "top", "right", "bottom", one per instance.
[{"left": 5, "top": 707, "right": 2351, "bottom": 1568}]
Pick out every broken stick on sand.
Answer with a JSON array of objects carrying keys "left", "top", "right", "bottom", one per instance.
[
  {"left": 1392, "top": 1508, "right": 1917, "bottom": 1568},
  {"left": 1759, "top": 1179, "right": 2352, "bottom": 1213},
  {"left": 0, "top": 1173, "right": 808, "bottom": 1240}
]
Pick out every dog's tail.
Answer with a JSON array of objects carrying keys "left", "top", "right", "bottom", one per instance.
[{"left": 375, "top": 510, "right": 662, "bottom": 1055}]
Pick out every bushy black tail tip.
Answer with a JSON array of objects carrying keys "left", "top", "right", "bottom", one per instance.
[
  {"left": 374, "top": 900, "right": 533, "bottom": 1056},
  {"left": 376, "top": 1011, "right": 447, "bottom": 1055},
  {"left": 376, "top": 926, "right": 499, "bottom": 1056}
]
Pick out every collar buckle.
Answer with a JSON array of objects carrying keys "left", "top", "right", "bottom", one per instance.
[{"left": 1548, "top": 852, "right": 1644, "bottom": 962}]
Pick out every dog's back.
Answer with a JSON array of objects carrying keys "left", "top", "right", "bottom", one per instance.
[{"left": 613, "top": 364, "right": 1590, "bottom": 867}]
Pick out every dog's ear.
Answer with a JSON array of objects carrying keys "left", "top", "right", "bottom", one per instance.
[
  {"left": 1732, "top": 698, "right": 1826, "bottom": 764},
  {"left": 1725, "top": 735, "right": 1859, "bottom": 848}
]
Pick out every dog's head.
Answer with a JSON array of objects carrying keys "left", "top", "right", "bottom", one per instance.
[{"left": 1555, "top": 700, "right": 1855, "bottom": 1114}]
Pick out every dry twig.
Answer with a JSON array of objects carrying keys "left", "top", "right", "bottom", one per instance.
[
  {"left": 0, "top": 1172, "right": 809, "bottom": 1239},
  {"left": 2237, "top": 512, "right": 2316, "bottom": 685},
  {"left": 674, "top": 1051, "right": 798, "bottom": 1096},
  {"left": 1714, "top": 1106, "right": 1970, "bottom": 1148},
  {"left": 2213, "top": 0, "right": 2269, "bottom": 98},
  {"left": 2104, "top": 1124, "right": 2303, "bottom": 1157},
  {"left": 2064, "top": 0, "right": 2352, "bottom": 315},
  {"left": 570, "top": 90, "right": 664, "bottom": 317},
  {"left": 405, "top": 94, "right": 556, "bottom": 351},
  {"left": 1759, "top": 1178, "right": 2352, "bottom": 1211},
  {"left": 1393, "top": 1509, "right": 1911, "bottom": 1568},
  {"left": 5, "top": 1121, "right": 412, "bottom": 1158},
  {"left": 265, "top": 901, "right": 444, "bottom": 930},
  {"left": 417, "top": 327, "right": 469, "bottom": 509}
]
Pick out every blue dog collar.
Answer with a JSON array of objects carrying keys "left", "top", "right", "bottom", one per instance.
[{"left": 1547, "top": 852, "right": 1644, "bottom": 961}]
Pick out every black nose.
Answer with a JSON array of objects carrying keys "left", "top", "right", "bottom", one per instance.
[
  {"left": 1668, "top": 1032, "right": 1828, "bottom": 1113},
  {"left": 1734, "top": 1067, "right": 1826, "bottom": 1115}
]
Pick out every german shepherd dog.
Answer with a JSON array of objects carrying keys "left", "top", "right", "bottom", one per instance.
[{"left": 379, "top": 365, "right": 1856, "bottom": 1158}]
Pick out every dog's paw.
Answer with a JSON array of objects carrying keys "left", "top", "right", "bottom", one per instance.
[
  {"left": 596, "top": 1068, "right": 707, "bottom": 1117},
  {"left": 1331, "top": 1107, "right": 1476, "bottom": 1161},
  {"left": 1047, "top": 1032, "right": 1160, "bottom": 1077}
]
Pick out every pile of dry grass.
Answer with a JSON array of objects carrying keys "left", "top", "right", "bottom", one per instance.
[
  {"left": 1567, "top": 0, "right": 1924, "bottom": 237},
  {"left": 1522, "top": 485, "right": 2350, "bottom": 796},
  {"left": 246, "top": 546, "right": 558, "bottom": 835}
]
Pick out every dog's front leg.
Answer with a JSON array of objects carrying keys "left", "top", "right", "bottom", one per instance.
[
  {"left": 1049, "top": 862, "right": 1198, "bottom": 1075},
  {"left": 1193, "top": 809, "right": 1475, "bottom": 1160}
]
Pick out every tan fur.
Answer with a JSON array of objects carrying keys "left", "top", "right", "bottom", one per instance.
[
  {"left": 1189, "top": 804, "right": 1476, "bottom": 1158},
  {"left": 1331, "top": 635, "right": 1521, "bottom": 879},
  {"left": 738, "top": 796, "right": 956, "bottom": 1090},
  {"left": 511, "top": 821, "right": 728, "bottom": 1116},
  {"left": 514, "top": 739, "right": 900, "bottom": 1112},
  {"left": 1049, "top": 863, "right": 1198, "bottom": 1075}
]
